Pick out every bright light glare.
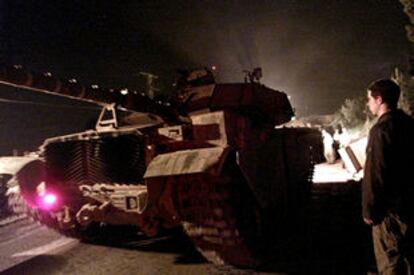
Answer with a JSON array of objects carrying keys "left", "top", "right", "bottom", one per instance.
[
  {"left": 37, "top": 192, "right": 58, "bottom": 209},
  {"left": 44, "top": 194, "right": 57, "bottom": 204}
]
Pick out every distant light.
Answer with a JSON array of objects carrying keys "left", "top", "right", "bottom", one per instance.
[
  {"left": 13, "top": 65, "right": 23, "bottom": 69},
  {"left": 91, "top": 84, "right": 99, "bottom": 89},
  {"left": 44, "top": 72, "right": 52, "bottom": 77},
  {"left": 211, "top": 65, "right": 217, "bottom": 71},
  {"left": 291, "top": 116, "right": 296, "bottom": 120},
  {"left": 120, "top": 88, "right": 129, "bottom": 95},
  {"left": 69, "top": 78, "right": 77, "bottom": 83}
]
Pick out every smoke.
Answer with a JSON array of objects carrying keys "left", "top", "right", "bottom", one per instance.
[
  {"left": 135, "top": 1, "right": 408, "bottom": 116},
  {"left": 4, "top": 1, "right": 411, "bottom": 116}
]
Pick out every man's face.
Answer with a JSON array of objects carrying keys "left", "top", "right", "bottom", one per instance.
[{"left": 367, "top": 90, "right": 382, "bottom": 116}]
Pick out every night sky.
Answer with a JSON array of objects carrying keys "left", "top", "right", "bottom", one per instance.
[{"left": 0, "top": 0, "right": 412, "bottom": 154}]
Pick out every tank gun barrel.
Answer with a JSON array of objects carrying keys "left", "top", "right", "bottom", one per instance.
[{"left": 0, "top": 64, "right": 178, "bottom": 122}]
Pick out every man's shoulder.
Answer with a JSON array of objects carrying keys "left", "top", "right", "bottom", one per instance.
[
  {"left": 370, "top": 110, "right": 414, "bottom": 142},
  {"left": 370, "top": 119, "right": 388, "bottom": 135},
  {"left": 377, "top": 110, "right": 414, "bottom": 129}
]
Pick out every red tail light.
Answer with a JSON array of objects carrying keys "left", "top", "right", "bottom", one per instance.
[{"left": 36, "top": 192, "right": 58, "bottom": 210}]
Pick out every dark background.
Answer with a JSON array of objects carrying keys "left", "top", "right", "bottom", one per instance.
[{"left": 0, "top": 0, "right": 412, "bottom": 154}]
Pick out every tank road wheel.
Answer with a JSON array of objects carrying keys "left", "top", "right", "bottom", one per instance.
[
  {"left": 32, "top": 206, "right": 101, "bottom": 240},
  {"left": 17, "top": 194, "right": 116, "bottom": 241}
]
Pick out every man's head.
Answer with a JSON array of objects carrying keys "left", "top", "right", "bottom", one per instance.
[{"left": 366, "top": 79, "right": 400, "bottom": 116}]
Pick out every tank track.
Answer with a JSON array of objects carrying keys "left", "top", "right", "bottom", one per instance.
[
  {"left": 173, "top": 171, "right": 264, "bottom": 268},
  {"left": 177, "top": 176, "right": 364, "bottom": 270},
  {"left": 170, "top": 130, "right": 318, "bottom": 268}
]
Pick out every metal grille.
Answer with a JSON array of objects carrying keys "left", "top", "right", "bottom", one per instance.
[{"left": 43, "top": 133, "right": 146, "bottom": 186}]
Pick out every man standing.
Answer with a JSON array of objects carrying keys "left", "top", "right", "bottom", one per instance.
[{"left": 363, "top": 79, "right": 414, "bottom": 274}]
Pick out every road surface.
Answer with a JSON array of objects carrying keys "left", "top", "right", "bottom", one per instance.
[
  {"left": 0, "top": 217, "right": 262, "bottom": 274},
  {"left": 0, "top": 163, "right": 377, "bottom": 275}
]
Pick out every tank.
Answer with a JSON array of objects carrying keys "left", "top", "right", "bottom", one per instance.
[{"left": 0, "top": 64, "right": 326, "bottom": 267}]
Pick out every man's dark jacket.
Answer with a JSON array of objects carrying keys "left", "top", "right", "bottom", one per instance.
[{"left": 363, "top": 109, "right": 414, "bottom": 225}]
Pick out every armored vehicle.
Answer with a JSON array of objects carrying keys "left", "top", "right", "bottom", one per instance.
[{"left": 0, "top": 64, "right": 325, "bottom": 267}]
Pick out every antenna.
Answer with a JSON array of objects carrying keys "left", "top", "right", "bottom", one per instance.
[
  {"left": 139, "top": 72, "right": 159, "bottom": 99},
  {"left": 242, "top": 67, "right": 263, "bottom": 83}
]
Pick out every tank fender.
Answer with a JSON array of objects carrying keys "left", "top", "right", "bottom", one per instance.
[
  {"left": 144, "top": 147, "right": 231, "bottom": 226},
  {"left": 144, "top": 147, "right": 230, "bottom": 178}
]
